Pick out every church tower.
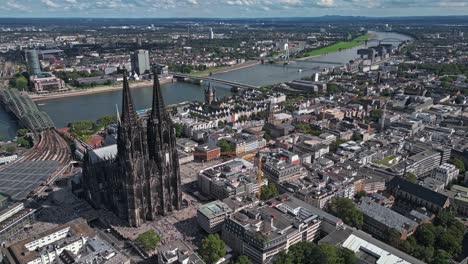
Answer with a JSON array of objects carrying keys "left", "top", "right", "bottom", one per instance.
[
  {"left": 205, "top": 81, "right": 216, "bottom": 105},
  {"left": 147, "top": 69, "right": 182, "bottom": 216}
]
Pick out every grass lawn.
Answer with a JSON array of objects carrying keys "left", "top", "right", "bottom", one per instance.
[
  {"left": 190, "top": 66, "right": 224, "bottom": 76},
  {"left": 303, "top": 33, "right": 370, "bottom": 57},
  {"left": 373, "top": 154, "right": 398, "bottom": 167}
]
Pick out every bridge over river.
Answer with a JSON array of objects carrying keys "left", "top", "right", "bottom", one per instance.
[{"left": 172, "top": 73, "right": 259, "bottom": 90}]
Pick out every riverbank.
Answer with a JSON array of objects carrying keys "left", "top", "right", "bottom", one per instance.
[
  {"left": 29, "top": 60, "right": 260, "bottom": 102},
  {"left": 190, "top": 60, "right": 260, "bottom": 77},
  {"left": 29, "top": 78, "right": 169, "bottom": 102},
  {"left": 297, "top": 33, "right": 374, "bottom": 60}
]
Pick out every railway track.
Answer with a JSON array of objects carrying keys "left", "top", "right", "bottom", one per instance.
[{"left": 19, "top": 129, "right": 71, "bottom": 165}]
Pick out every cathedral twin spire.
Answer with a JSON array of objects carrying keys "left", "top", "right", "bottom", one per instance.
[
  {"left": 121, "top": 67, "right": 166, "bottom": 124},
  {"left": 121, "top": 71, "right": 138, "bottom": 126}
]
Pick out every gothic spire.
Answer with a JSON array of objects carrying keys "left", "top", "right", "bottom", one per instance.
[
  {"left": 121, "top": 70, "right": 138, "bottom": 125},
  {"left": 151, "top": 68, "right": 166, "bottom": 120}
]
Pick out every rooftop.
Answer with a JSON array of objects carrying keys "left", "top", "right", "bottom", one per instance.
[
  {"left": 0, "top": 160, "right": 60, "bottom": 201},
  {"left": 198, "top": 200, "right": 232, "bottom": 219},
  {"left": 358, "top": 197, "right": 418, "bottom": 234},
  {"left": 388, "top": 177, "right": 449, "bottom": 208},
  {"left": 5, "top": 219, "right": 95, "bottom": 264},
  {"left": 88, "top": 144, "right": 118, "bottom": 163},
  {"left": 320, "top": 228, "right": 426, "bottom": 264}
]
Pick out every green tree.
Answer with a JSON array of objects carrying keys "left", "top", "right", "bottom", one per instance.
[
  {"left": 354, "top": 190, "right": 367, "bottom": 200},
  {"left": 448, "top": 158, "right": 465, "bottom": 173},
  {"left": 16, "top": 137, "right": 31, "bottom": 148},
  {"left": 406, "top": 172, "right": 417, "bottom": 183},
  {"left": 415, "top": 224, "right": 435, "bottom": 247},
  {"left": 174, "top": 123, "right": 183, "bottom": 138},
  {"left": 96, "top": 115, "right": 117, "bottom": 127},
  {"left": 412, "top": 245, "right": 434, "bottom": 262},
  {"left": 370, "top": 109, "right": 383, "bottom": 119},
  {"left": 260, "top": 183, "right": 279, "bottom": 200},
  {"left": 198, "top": 234, "right": 226, "bottom": 264},
  {"left": 327, "top": 84, "right": 341, "bottom": 94},
  {"left": 135, "top": 229, "right": 161, "bottom": 251},
  {"left": 437, "top": 233, "right": 461, "bottom": 256},
  {"left": 233, "top": 255, "right": 252, "bottom": 264},
  {"left": 274, "top": 251, "right": 293, "bottom": 264},
  {"left": 384, "top": 228, "right": 402, "bottom": 247},
  {"left": 16, "top": 128, "right": 29, "bottom": 137},
  {"left": 68, "top": 120, "right": 97, "bottom": 133},
  {"left": 319, "top": 243, "right": 340, "bottom": 264},
  {"left": 5, "top": 146, "right": 16, "bottom": 153},
  {"left": 431, "top": 250, "right": 451, "bottom": 264},
  {"left": 339, "top": 248, "right": 357, "bottom": 264},
  {"left": 328, "top": 198, "right": 363, "bottom": 229},
  {"left": 273, "top": 241, "right": 356, "bottom": 264},
  {"left": 218, "top": 140, "right": 234, "bottom": 154},
  {"left": 330, "top": 139, "right": 348, "bottom": 152},
  {"left": 15, "top": 76, "right": 28, "bottom": 91}
]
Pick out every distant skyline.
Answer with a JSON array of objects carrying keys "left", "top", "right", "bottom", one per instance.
[{"left": 0, "top": 0, "right": 467, "bottom": 18}]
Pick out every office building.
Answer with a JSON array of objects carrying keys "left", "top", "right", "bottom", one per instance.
[
  {"left": 209, "top": 28, "right": 214, "bottom": 40},
  {"left": 222, "top": 195, "right": 322, "bottom": 263},
  {"left": 1, "top": 219, "right": 130, "bottom": 264},
  {"left": 431, "top": 163, "right": 459, "bottom": 187},
  {"left": 25, "top": 50, "right": 41, "bottom": 75},
  {"left": 0, "top": 203, "right": 36, "bottom": 241},
  {"left": 30, "top": 72, "right": 66, "bottom": 93},
  {"left": 157, "top": 239, "right": 205, "bottom": 264},
  {"left": 263, "top": 159, "right": 302, "bottom": 183},
  {"left": 198, "top": 159, "right": 266, "bottom": 200},
  {"left": 197, "top": 200, "right": 232, "bottom": 234},
  {"left": 130, "top": 49, "right": 150, "bottom": 75},
  {"left": 194, "top": 143, "right": 221, "bottom": 162},
  {"left": 451, "top": 185, "right": 468, "bottom": 216}
]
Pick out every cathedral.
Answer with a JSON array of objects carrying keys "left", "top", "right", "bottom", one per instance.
[{"left": 82, "top": 70, "right": 182, "bottom": 227}]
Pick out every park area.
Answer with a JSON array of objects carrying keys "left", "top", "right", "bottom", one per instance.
[{"left": 303, "top": 34, "right": 370, "bottom": 57}]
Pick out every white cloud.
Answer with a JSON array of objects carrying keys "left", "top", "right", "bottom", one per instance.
[
  {"left": 317, "top": 0, "right": 335, "bottom": 7},
  {"left": 6, "top": 1, "right": 31, "bottom": 11},
  {"left": 41, "top": 0, "right": 60, "bottom": 8}
]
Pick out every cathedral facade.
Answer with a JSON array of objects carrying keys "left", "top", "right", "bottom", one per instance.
[{"left": 83, "top": 71, "right": 181, "bottom": 227}]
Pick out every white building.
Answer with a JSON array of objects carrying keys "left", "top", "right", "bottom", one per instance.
[{"left": 431, "top": 163, "right": 459, "bottom": 187}]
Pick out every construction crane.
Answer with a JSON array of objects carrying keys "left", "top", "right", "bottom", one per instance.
[{"left": 257, "top": 151, "right": 263, "bottom": 200}]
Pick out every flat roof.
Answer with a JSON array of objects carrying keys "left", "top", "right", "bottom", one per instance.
[
  {"left": 198, "top": 200, "right": 232, "bottom": 219},
  {"left": 320, "top": 228, "right": 426, "bottom": 264},
  {"left": 6, "top": 219, "right": 95, "bottom": 263},
  {"left": 0, "top": 160, "right": 60, "bottom": 201}
]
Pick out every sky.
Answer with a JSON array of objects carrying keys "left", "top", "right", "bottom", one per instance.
[{"left": 0, "top": 0, "right": 467, "bottom": 18}]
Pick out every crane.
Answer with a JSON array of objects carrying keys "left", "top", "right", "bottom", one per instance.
[{"left": 257, "top": 152, "right": 263, "bottom": 200}]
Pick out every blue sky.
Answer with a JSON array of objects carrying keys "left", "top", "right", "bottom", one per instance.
[{"left": 0, "top": 0, "right": 467, "bottom": 18}]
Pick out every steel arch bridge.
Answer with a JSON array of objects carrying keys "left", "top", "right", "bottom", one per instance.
[{"left": 367, "top": 38, "right": 406, "bottom": 45}]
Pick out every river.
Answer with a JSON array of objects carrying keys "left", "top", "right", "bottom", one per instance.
[{"left": 0, "top": 31, "right": 411, "bottom": 138}]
